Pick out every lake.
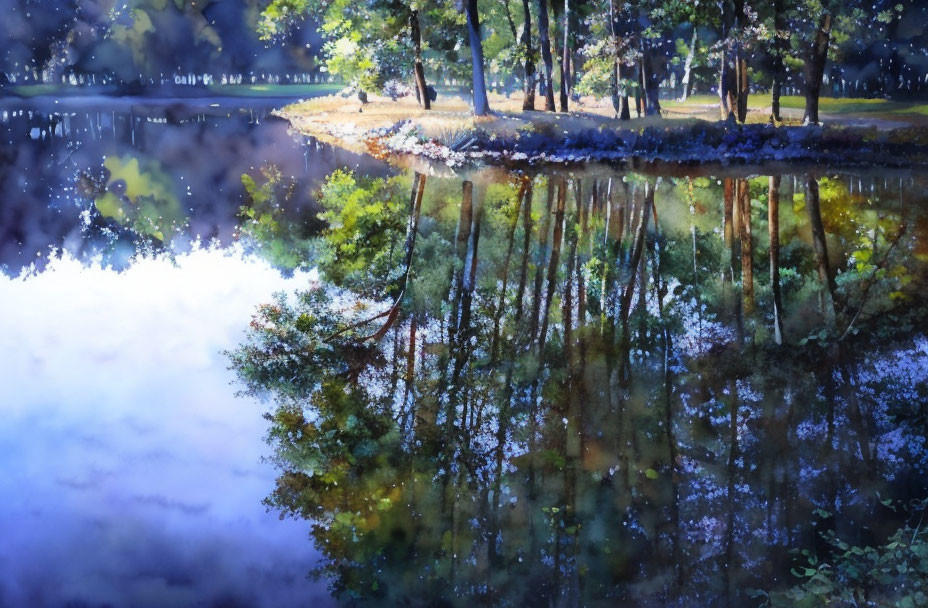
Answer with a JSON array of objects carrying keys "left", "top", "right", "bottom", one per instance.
[{"left": 2, "top": 96, "right": 927, "bottom": 607}]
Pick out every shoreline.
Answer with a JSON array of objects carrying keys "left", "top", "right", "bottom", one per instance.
[{"left": 277, "top": 93, "right": 928, "bottom": 172}]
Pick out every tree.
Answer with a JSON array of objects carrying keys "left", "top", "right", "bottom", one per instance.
[
  {"left": 464, "top": 0, "right": 491, "bottom": 116},
  {"left": 536, "top": 0, "right": 557, "bottom": 111},
  {"left": 520, "top": 0, "right": 538, "bottom": 110}
]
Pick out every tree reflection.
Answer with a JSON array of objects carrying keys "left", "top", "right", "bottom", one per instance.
[{"left": 229, "top": 167, "right": 928, "bottom": 606}]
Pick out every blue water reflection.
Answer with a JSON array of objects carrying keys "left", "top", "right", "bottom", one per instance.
[{"left": 0, "top": 96, "right": 379, "bottom": 607}]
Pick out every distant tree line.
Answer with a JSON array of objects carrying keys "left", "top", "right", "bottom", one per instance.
[
  {"left": 0, "top": 0, "right": 324, "bottom": 90},
  {"left": 261, "top": 0, "right": 928, "bottom": 122}
]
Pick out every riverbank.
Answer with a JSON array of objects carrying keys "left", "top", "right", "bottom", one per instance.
[{"left": 278, "top": 92, "right": 928, "bottom": 170}]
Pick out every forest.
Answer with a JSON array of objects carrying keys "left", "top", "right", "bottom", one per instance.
[{"left": 258, "top": 0, "right": 928, "bottom": 121}]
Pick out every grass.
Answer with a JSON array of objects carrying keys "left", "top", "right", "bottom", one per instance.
[
  {"left": 4, "top": 83, "right": 342, "bottom": 99},
  {"left": 279, "top": 89, "right": 928, "bottom": 166},
  {"left": 204, "top": 83, "right": 343, "bottom": 97},
  {"left": 6, "top": 84, "right": 120, "bottom": 97}
]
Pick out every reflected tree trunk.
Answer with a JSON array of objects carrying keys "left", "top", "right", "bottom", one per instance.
[
  {"left": 328, "top": 172, "right": 426, "bottom": 344},
  {"left": 530, "top": 178, "right": 556, "bottom": 341},
  {"left": 619, "top": 180, "right": 653, "bottom": 385},
  {"left": 490, "top": 181, "right": 528, "bottom": 366},
  {"left": 739, "top": 179, "right": 754, "bottom": 315},
  {"left": 806, "top": 175, "right": 838, "bottom": 315},
  {"left": 538, "top": 177, "right": 567, "bottom": 352},
  {"left": 769, "top": 176, "right": 785, "bottom": 343}
]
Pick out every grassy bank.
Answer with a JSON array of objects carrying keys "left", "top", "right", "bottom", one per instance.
[{"left": 278, "top": 91, "right": 928, "bottom": 170}]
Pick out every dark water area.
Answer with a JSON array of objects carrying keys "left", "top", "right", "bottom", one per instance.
[
  {"left": 0, "top": 95, "right": 384, "bottom": 275},
  {"left": 230, "top": 168, "right": 928, "bottom": 606},
  {"left": 2, "top": 98, "right": 928, "bottom": 607}
]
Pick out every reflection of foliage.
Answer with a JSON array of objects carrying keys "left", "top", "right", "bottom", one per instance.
[
  {"left": 229, "top": 168, "right": 928, "bottom": 607},
  {"left": 91, "top": 155, "right": 186, "bottom": 242},
  {"left": 761, "top": 499, "right": 928, "bottom": 608},
  {"left": 316, "top": 170, "right": 408, "bottom": 298},
  {"left": 238, "top": 165, "right": 314, "bottom": 271}
]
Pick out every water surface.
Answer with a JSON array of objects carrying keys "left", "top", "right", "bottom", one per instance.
[{"left": 2, "top": 97, "right": 928, "bottom": 606}]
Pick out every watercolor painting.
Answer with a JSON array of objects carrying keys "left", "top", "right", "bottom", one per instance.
[{"left": 2, "top": 1, "right": 928, "bottom": 606}]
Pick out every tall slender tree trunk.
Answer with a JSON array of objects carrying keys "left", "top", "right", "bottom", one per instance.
[
  {"left": 641, "top": 40, "right": 662, "bottom": 116},
  {"left": 723, "top": 178, "right": 735, "bottom": 276},
  {"left": 521, "top": 0, "right": 537, "bottom": 110},
  {"left": 718, "top": 1, "right": 736, "bottom": 121},
  {"left": 803, "top": 13, "right": 833, "bottom": 125},
  {"left": 530, "top": 179, "right": 555, "bottom": 341},
  {"left": 768, "top": 176, "right": 785, "bottom": 343},
  {"left": 559, "top": 0, "right": 571, "bottom": 112},
  {"left": 362, "top": 172, "right": 426, "bottom": 342},
  {"left": 739, "top": 179, "right": 754, "bottom": 314},
  {"left": 806, "top": 175, "right": 838, "bottom": 313},
  {"left": 609, "top": 0, "right": 631, "bottom": 120},
  {"left": 770, "top": 0, "right": 784, "bottom": 121},
  {"left": 536, "top": 0, "right": 557, "bottom": 111},
  {"left": 679, "top": 28, "right": 697, "bottom": 101},
  {"left": 734, "top": 0, "right": 749, "bottom": 122},
  {"left": 538, "top": 178, "right": 567, "bottom": 351},
  {"left": 464, "top": 0, "right": 491, "bottom": 116},
  {"left": 410, "top": 11, "right": 431, "bottom": 110}
]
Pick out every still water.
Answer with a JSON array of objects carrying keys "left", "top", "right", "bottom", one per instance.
[{"left": 2, "top": 97, "right": 928, "bottom": 607}]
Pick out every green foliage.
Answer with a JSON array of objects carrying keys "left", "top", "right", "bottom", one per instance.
[
  {"left": 239, "top": 165, "right": 314, "bottom": 270},
  {"left": 316, "top": 170, "right": 409, "bottom": 298},
  {"left": 93, "top": 155, "right": 186, "bottom": 242},
  {"left": 763, "top": 499, "right": 928, "bottom": 608}
]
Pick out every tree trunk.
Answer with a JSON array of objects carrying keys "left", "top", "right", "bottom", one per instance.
[
  {"left": 613, "top": 60, "right": 631, "bottom": 119},
  {"left": 739, "top": 179, "right": 754, "bottom": 314},
  {"left": 410, "top": 11, "right": 430, "bottom": 111},
  {"left": 529, "top": 179, "right": 556, "bottom": 341},
  {"left": 357, "top": 172, "right": 426, "bottom": 343},
  {"left": 619, "top": 181, "right": 653, "bottom": 385},
  {"left": 538, "top": 177, "right": 567, "bottom": 352},
  {"left": 803, "top": 13, "right": 832, "bottom": 125},
  {"left": 536, "top": 0, "right": 557, "bottom": 111},
  {"left": 559, "top": 0, "right": 570, "bottom": 112},
  {"left": 490, "top": 182, "right": 526, "bottom": 365},
  {"left": 521, "top": 0, "right": 537, "bottom": 110},
  {"left": 736, "top": 50, "right": 748, "bottom": 122},
  {"left": 641, "top": 41, "right": 661, "bottom": 116},
  {"left": 464, "top": 0, "right": 491, "bottom": 116},
  {"left": 768, "top": 176, "right": 784, "bottom": 343},
  {"left": 805, "top": 175, "right": 838, "bottom": 313},
  {"left": 770, "top": 0, "right": 784, "bottom": 121},
  {"left": 679, "top": 29, "right": 697, "bottom": 102},
  {"left": 609, "top": 0, "right": 630, "bottom": 120},
  {"left": 718, "top": 2, "right": 736, "bottom": 121},
  {"left": 734, "top": 0, "right": 749, "bottom": 122}
]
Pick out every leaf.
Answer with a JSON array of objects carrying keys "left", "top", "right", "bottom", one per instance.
[{"left": 645, "top": 468, "right": 659, "bottom": 480}]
